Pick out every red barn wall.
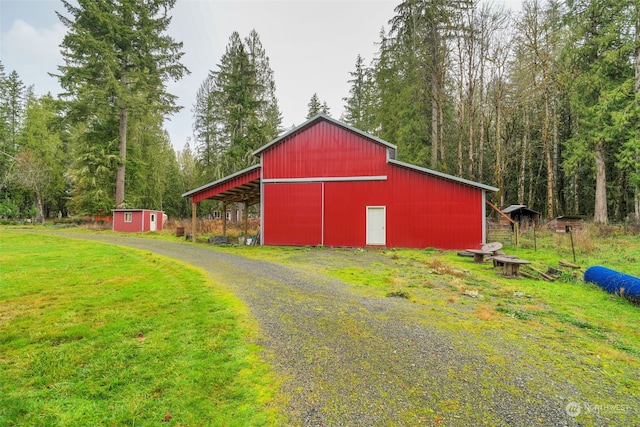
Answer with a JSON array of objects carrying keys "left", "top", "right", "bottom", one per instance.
[
  {"left": 113, "top": 211, "right": 144, "bottom": 232},
  {"left": 259, "top": 121, "right": 486, "bottom": 250},
  {"left": 261, "top": 121, "right": 389, "bottom": 179},
  {"left": 263, "top": 183, "right": 323, "bottom": 246},
  {"left": 385, "top": 165, "right": 483, "bottom": 249},
  {"left": 261, "top": 168, "right": 484, "bottom": 250}
]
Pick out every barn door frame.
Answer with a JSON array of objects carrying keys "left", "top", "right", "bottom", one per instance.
[
  {"left": 149, "top": 212, "right": 157, "bottom": 231},
  {"left": 366, "top": 206, "right": 386, "bottom": 246}
]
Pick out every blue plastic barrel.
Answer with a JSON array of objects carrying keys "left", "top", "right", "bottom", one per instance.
[{"left": 584, "top": 266, "right": 640, "bottom": 302}]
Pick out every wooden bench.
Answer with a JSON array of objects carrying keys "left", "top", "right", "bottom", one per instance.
[
  {"left": 465, "top": 242, "right": 504, "bottom": 263},
  {"left": 466, "top": 249, "right": 493, "bottom": 263},
  {"left": 491, "top": 255, "right": 531, "bottom": 277}
]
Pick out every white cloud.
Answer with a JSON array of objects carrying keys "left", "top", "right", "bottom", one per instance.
[{"left": 1, "top": 18, "right": 65, "bottom": 95}]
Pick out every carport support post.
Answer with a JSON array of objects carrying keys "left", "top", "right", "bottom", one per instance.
[
  {"left": 222, "top": 202, "right": 227, "bottom": 237},
  {"left": 243, "top": 201, "right": 249, "bottom": 245},
  {"left": 191, "top": 201, "right": 196, "bottom": 242}
]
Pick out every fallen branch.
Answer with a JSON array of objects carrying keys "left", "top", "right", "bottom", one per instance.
[
  {"left": 559, "top": 260, "right": 580, "bottom": 269},
  {"left": 520, "top": 270, "right": 537, "bottom": 280},
  {"left": 526, "top": 266, "right": 555, "bottom": 282}
]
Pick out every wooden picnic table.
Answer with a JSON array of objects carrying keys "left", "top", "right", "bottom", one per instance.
[
  {"left": 465, "top": 242, "right": 504, "bottom": 263},
  {"left": 466, "top": 249, "right": 493, "bottom": 263},
  {"left": 482, "top": 242, "right": 503, "bottom": 253},
  {"left": 491, "top": 255, "right": 531, "bottom": 277}
]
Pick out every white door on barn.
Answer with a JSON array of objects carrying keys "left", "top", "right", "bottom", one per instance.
[
  {"left": 150, "top": 213, "right": 157, "bottom": 231},
  {"left": 366, "top": 206, "right": 386, "bottom": 245}
]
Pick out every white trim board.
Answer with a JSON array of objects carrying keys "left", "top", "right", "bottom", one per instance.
[{"left": 262, "top": 175, "right": 387, "bottom": 184}]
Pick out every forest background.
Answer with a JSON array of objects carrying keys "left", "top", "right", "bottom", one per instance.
[{"left": 0, "top": 0, "right": 638, "bottom": 226}]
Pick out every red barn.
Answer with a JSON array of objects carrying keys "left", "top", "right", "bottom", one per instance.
[
  {"left": 183, "top": 114, "right": 498, "bottom": 250},
  {"left": 112, "top": 209, "right": 164, "bottom": 233}
]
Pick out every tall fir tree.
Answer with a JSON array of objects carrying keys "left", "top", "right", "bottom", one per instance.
[
  {"left": 245, "top": 30, "right": 282, "bottom": 143},
  {"left": 55, "top": 0, "right": 188, "bottom": 210},
  {"left": 0, "top": 64, "right": 27, "bottom": 211},
  {"left": 342, "top": 55, "right": 376, "bottom": 133},
  {"left": 193, "top": 30, "right": 281, "bottom": 180},
  {"left": 0, "top": 66, "right": 26, "bottom": 163},
  {"left": 13, "top": 93, "right": 65, "bottom": 223},
  {"left": 563, "top": 0, "right": 636, "bottom": 223}
]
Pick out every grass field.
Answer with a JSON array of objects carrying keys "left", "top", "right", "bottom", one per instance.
[
  {"left": 0, "top": 232, "right": 283, "bottom": 426},
  {"left": 2, "top": 224, "right": 639, "bottom": 425}
]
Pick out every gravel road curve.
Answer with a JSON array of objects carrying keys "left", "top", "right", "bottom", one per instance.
[{"left": 58, "top": 234, "right": 637, "bottom": 427}]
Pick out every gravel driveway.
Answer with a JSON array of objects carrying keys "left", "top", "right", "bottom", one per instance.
[{"left": 60, "top": 234, "right": 637, "bottom": 426}]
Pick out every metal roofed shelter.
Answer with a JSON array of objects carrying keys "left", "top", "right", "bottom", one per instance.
[
  {"left": 501, "top": 205, "right": 541, "bottom": 229},
  {"left": 182, "top": 165, "right": 261, "bottom": 242},
  {"left": 183, "top": 114, "right": 499, "bottom": 248}
]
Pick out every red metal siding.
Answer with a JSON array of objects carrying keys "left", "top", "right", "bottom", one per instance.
[
  {"left": 142, "top": 210, "right": 163, "bottom": 231},
  {"left": 192, "top": 169, "right": 260, "bottom": 203},
  {"left": 113, "top": 210, "right": 163, "bottom": 233},
  {"left": 323, "top": 181, "right": 387, "bottom": 247},
  {"left": 263, "top": 171, "right": 483, "bottom": 249},
  {"left": 114, "top": 211, "right": 144, "bottom": 232},
  {"left": 263, "top": 183, "right": 322, "bottom": 246},
  {"left": 261, "top": 121, "right": 388, "bottom": 179},
  {"left": 386, "top": 165, "right": 483, "bottom": 249}
]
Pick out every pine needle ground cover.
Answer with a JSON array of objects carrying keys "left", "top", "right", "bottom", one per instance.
[{"left": 0, "top": 232, "right": 281, "bottom": 426}]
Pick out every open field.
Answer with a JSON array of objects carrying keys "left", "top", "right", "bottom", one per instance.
[
  {"left": 0, "top": 232, "right": 283, "bottom": 426},
  {"left": 2, "top": 224, "right": 639, "bottom": 425}
]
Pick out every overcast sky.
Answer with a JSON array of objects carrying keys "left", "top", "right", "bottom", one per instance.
[{"left": 1, "top": 0, "right": 521, "bottom": 151}]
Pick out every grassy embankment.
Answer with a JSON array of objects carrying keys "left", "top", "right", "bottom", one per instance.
[{"left": 0, "top": 231, "right": 283, "bottom": 426}]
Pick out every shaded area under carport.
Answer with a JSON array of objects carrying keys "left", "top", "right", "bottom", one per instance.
[{"left": 181, "top": 164, "right": 261, "bottom": 242}]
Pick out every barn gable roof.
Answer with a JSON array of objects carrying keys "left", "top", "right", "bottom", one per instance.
[
  {"left": 252, "top": 113, "right": 398, "bottom": 157},
  {"left": 183, "top": 115, "right": 498, "bottom": 204}
]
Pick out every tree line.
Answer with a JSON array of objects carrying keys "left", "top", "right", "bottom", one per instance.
[
  {"left": 0, "top": 0, "right": 638, "bottom": 224},
  {"left": 342, "top": 0, "right": 639, "bottom": 223}
]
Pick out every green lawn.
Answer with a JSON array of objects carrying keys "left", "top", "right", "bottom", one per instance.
[
  {"left": 2, "top": 224, "right": 639, "bottom": 425},
  {"left": 0, "top": 232, "right": 282, "bottom": 426}
]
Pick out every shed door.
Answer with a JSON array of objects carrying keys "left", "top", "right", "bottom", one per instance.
[
  {"left": 150, "top": 213, "right": 157, "bottom": 231},
  {"left": 366, "top": 206, "right": 386, "bottom": 245}
]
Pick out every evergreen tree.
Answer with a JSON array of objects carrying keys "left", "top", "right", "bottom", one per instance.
[
  {"left": 342, "top": 55, "right": 376, "bottom": 132},
  {"left": 563, "top": 0, "right": 636, "bottom": 223},
  {"left": 306, "top": 93, "right": 330, "bottom": 118},
  {"left": 13, "top": 93, "right": 65, "bottom": 223},
  {"left": 0, "top": 65, "right": 27, "bottom": 214},
  {"left": 55, "top": 0, "right": 188, "bottom": 210},
  {"left": 0, "top": 65, "right": 26, "bottom": 169},
  {"left": 371, "top": 26, "right": 430, "bottom": 166},
  {"left": 245, "top": 30, "right": 282, "bottom": 141},
  {"left": 192, "top": 74, "right": 222, "bottom": 173},
  {"left": 193, "top": 30, "right": 281, "bottom": 180},
  {"left": 388, "top": 0, "right": 462, "bottom": 169}
]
